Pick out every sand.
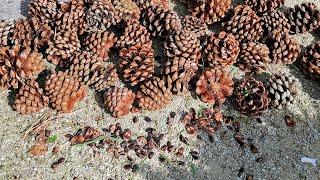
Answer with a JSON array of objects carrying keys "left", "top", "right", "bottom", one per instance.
[{"left": 0, "top": 0, "right": 319, "bottom": 179}]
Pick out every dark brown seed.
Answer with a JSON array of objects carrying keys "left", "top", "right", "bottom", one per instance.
[
  {"left": 176, "top": 147, "right": 184, "bottom": 157},
  {"left": 256, "top": 118, "right": 262, "bottom": 123},
  {"left": 234, "top": 132, "right": 245, "bottom": 147},
  {"left": 197, "top": 134, "right": 203, "bottom": 140},
  {"left": 255, "top": 156, "right": 265, "bottom": 163},
  {"left": 52, "top": 146, "right": 60, "bottom": 154},
  {"left": 190, "top": 150, "right": 199, "bottom": 160},
  {"left": 124, "top": 164, "right": 132, "bottom": 170},
  {"left": 238, "top": 167, "right": 245, "bottom": 177},
  {"left": 127, "top": 156, "right": 134, "bottom": 161},
  {"left": 177, "top": 161, "right": 185, "bottom": 166},
  {"left": 250, "top": 143, "right": 258, "bottom": 153},
  {"left": 159, "top": 156, "right": 166, "bottom": 162},
  {"left": 233, "top": 121, "right": 241, "bottom": 132},
  {"left": 284, "top": 115, "right": 296, "bottom": 127},
  {"left": 133, "top": 117, "right": 138, "bottom": 123},
  {"left": 122, "top": 130, "right": 132, "bottom": 141},
  {"left": 186, "top": 124, "right": 197, "bottom": 134},
  {"left": 57, "top": 157, "right": 65, "bottom": 163},
  {"left": 144, "top": 117, "right": 152, "bottom": 122},
  {"left": 170, "top": 112, "right": 176, "bottom": 118},
  {"left": 208, "top": 134, "right": 215, "bottom": 142},
  {"left": 246, "top": 175, "right": 253, "bottom": 180},
  {"left": 179, "top": 135, "right": 189, "bottom": 145},
  {"left": 148, "top": 151, "right": 155, "bottom": 159},
  {"left": 51, "top": 162, "right": 59, "bottom": 170}
]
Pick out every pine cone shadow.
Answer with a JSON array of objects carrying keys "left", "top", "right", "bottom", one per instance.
[{"left": 20, "top": 0, "right": 31, "bottom": 17}]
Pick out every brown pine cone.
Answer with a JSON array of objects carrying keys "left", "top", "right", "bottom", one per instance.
[
  {"left": 266, "top": 30, "right": 300, "bottom": 64},
  {"left": 141, "top": 5, "right": 181, "bottom": 37},
  {"left": 28, "top": 0, "right": 59, "bottom": 24},
  {"left": 0, "top": 19, "right": 14, "bottom": 47},
  {"left": 234, "top": 77, "right": 270, "bottom": 116},
  {"left": 182, "top": 15, "right": 208, "bottom": 38},
  {"left": 82, "top": 31, "right": 117, "bottom": 60},
  {"left": 0, "top": 46, "right": 44, "bottom": 89},
  {"left": 116, "top": 22, "right": 151, "bottom": 49},
  {"left": 12, "top": 19, "right": 33, "bottom": 49},
  {"left": 196, "top": 68, "right": 233, "bottom": 104},
  {"left": 300, "top": 42, "right": 320, "bottom": 81},
  {"left": 89, "top": 63, "right": 120, "bottom": 92},
  {"left": 203, "top": 31, "right": 240, "bottom": 67},
  {"left": 133, "top": 0, "right": 169, "bottom": 11},
  {"left": 224, "top": 5, "right": 263, "bottom": 42},
  {"left": 236, "top": 42, "right": 271, "bottom": 74},
  {"left": 119, "top": 42, "right": 155, "bottom": 86},
  {"left": 104, "top": 87, "right": 135, "bottom": 117},
  {"left": 45, "top": 71, "right": 87, "bottom": 113},
  {"left": 288, "top": 3, "right": 320, "bottom": 34},
  {"left": 13, "top": 80, "right": 49, "bottom": 115},
  {"left": 137, "top": 77, "right": 173, "bottom": 110},
  {"left": 267, "top": 73, "right": 298, "bottom": 109},
  {"left": 112, "top": 0, "right": 140, "bottom": 24},
  {"left": 244, "top": 0, "right": 284, "bottom": 14},
  {"left": 262, "top": 10, "right": 291, "bottom": 35}
]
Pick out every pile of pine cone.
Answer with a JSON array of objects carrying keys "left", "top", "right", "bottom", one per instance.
[{"left": 0, "top": 0, "right": 319, "bottom": 117}]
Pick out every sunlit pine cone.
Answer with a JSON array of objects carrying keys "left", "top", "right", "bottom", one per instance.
[
  {"left": 0, "top": 46, "right": 44, "bottom": 89},
  {"left": 196, "top": 68, "right": 233, "bottom": 104},
  {"left": 300, "top": 42, "right": 320, "bottom": 81},
  {"left": 244, "top": 0, "right": 284, "bottom": 15},
  {"left": 262, "top": 10, "right": 291, "bottom": 35},
  {"left": 224, "top": 5, "right": 263, "bottom": 42},
  {"left": 182, "top": 15, "right": 208, "bottom": 38},
  {"left": 104, "top": 87, "right": 136, "bottom": 117},
  {"left": 141, "top": 5, "right": 182, "bottom": 37},
  {"left": 30, "top": 18, "right": 53, "bottom": 51},
  {"left": 112, "top": 0, "right": 140, "bottom": 24},
  {"left": 133, "top": 0, "right": 169, "bottom": 11},
  {"left": 0, "top": 19, "right": 14, "bottom": 47},
  {"left": 89, "top": 63, "right": 120, "bottom": 92},
  {"left": 45, "top": 71, "right": 87, "bottom": 113},
  {"left": 288, "top": 3, "right": 320, "bottom": 34},
  {"left": 11, "top": 19, "right": 33, "bottom": 49},
  {"left": 137, "top": 77, "right": 173, "bottom": 110},
  {"left": 82, "top": 31, "right": 117, "bottom": 60},
  {"left": 267, "top": 73, "right": 298, "bottom": 109},
  {"left": 234, "top": 77, "right": 270, "bottom": 116},
  {"left": 236, "top": 42, "right": 271, "bottom": 74},
  {"left": 13, "top": 80, "right": 49, "bottom": 115},
  {"left": 203, "top": 31, "right": 240, "bottom": 67},
  {"left": 28, "top": 0, "right": 59, "bottom": 24},
  {"left": 119, "top": 42, "right": 155, "bottom": 86}
]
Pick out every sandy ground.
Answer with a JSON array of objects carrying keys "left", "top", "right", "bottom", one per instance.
[{"left": 0, "top": 0, "right": 319, "bottom": 179}]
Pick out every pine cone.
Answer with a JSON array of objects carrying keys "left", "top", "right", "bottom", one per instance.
[
  {"left": 112, "top": 0, "right": 140, "bottom": 23},
  {"left": 300, "top": 42, "right": 320, "bottom": 81},
  {"left": 89, "top": 63, "right": 120, "bottom": 92},
  {"left": 133, "top": 0, "right": 169, "bottom": 11},
  {"left": 45, "top": 71, "right": 86, "bottom": 113},
  {"left": 203, "top": 31, "right": 240, "bottom": 67},
  {"left": 267, "top": 73, "right": 298, "bottom": 109},
  {"left": 12, "top": 19, "right": 33, "bottom": 49},
  {"left": 266, "top": 30, "right": 300, "bottom": 64},
  {"left": 196, "top": 68, "right": 233, "bottom": 104},
  {"left": 13, "top": 80, "right": 49, "bottom": 115},
  {"left": 244, "top": 0, "right": 284, "bottom": 14},
  {"left": 0, "top": 46, "right": 44, "bottom": 89},
  {"left": 224, "top": 5, "right": 263, "bottom": 42},
  {"left": 137, "top": 77, "right": 173, "bottom": 110},
  {"left": 116, "top": 22, "right": 151, "bottom": 49},
  {"left": 236, "top": 42, "right": 271, "bottom": 74},
  {"left": 262, "top": 10, "right": 291, "bottom": 35},
  {"left": 182, "top": 15, "right": 208, "bottom": 38},
  {"left": 0, "top": 19, "right": 14, "bottom": 47},
  {"left": 141, "top": 5, "right": 181, "bottom": 37},
  {"left": 288, "top": 3, "right": 320, "bottom": 34},
  {"left": 119, "top": 42, "right": 155, "bottom": 86},
  {"left": 30, "top": 18, "right": 53, "bottom": 51},
  {"left": 234, "top": 77, "right": 270, "bottom": 116},
  {"left": 104, "top": 87, "right": 135, "bottom": 117},
  {"left": 82, "top": 31, "right": 117, "bottom": 60},
  {"left": 28, "top": 0, "right": 59, "bottom": 24}
]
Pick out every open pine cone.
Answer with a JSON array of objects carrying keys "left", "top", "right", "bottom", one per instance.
[
  {"left": 137, "top": 77, "right": 173, "bottom": 110},
  {"left": 244, "top": 0, "right": 284, "bottom": 14},
  {"left": 203, "top": 31, "right": 240, "bottom": 67},
  {"left": 119, "top": 42, "right": 155, "bottom": 86},
  {"left": 262, "top": 10, "right": 291, "bottom": 35},
  {"left": 90, "top": 63, "right": 119, "bottom": 92},
  {"left": 30, "top": 18, "right": 53, "bottom": 51},
  {"left": 13, "top": 80, "right": 49, "bottom": 115},
  {"left": 234, "top": 77, "right": 270, "bottom": 116},
  {"left": 112, "top": 0, "right": 140, "bottom": 24},
  {"left": 45, "top": 71, "right": 87, "bottom": 113},
  {"left": 0, "top": 46, "right": 44, "bottom": 89},
  {"left": 0, "top": 19, "right": 14, "bottom": 47},
  {"left": 300, "top": 42, "right": 320, "bottom": 81},
  {"left": 182, "top": 15, "right": 208, "bottom": 38},
  {"left": 133, "top": 0, "right": 169, "bottom": 11},
  {"left": 28, "top": 0, "right": 59, "bottom": 24},
  {"left": 104, "top": 87, "right": 136, "bottom": 117},
  {"left": 196, "top": 68, "right": 234, "bottom": 104}
]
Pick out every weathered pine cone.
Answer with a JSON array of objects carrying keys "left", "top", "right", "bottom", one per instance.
[
  {"left": 0, "top": 46, "right": 44, "bottom": 89},
  {"left": 224, "top": 5, "right": 263, "bottom": 42},
  {"left": 267, "top": 73, "right": 298, "bottom": 109},
  {"left": 196, "top": 68, "right": 234, "bottom": 104},
  {"left": 288, "top": 3, "right": 320, "bottom": 34},
  {"left": 182, "top": 15, "right": 208, "bottom": 38},
  {"left": 133, "top": 0, "right": 169, "bottom": 11},
  {"left": 300, "top": 42, "right": 320, "bottom": 81},
  {"left": 112, "top": 0, "right": 140, "bottom": 24},
  {"left": 0, "top": 19, "right": 14, "bottom": 47},
  {"left": 104, "top": 87, "right": 135, "bottom": 117},
  {"left": 203, "top": 32, "right": 240, "bottom": 67},
  {"left": 82, "top": 31, "right": 117, "bottom": 60},
  {"left": 30, "top": 18, "right": 53, "bottom": 51},
  {"left": 89, "top": 63, "right": 120, "bottom": 92},
  {"left": 262, "top": 10, "right": 291, "bottom": 35},
  {"left": 234, "top": 77, "right": 270, "bottom": 116},
  {"left": 28, "top": 0, "right": 59, "bottom": 24},
  {"left": 119, "top": 42, "right": 155, "bottom": 86},
  {"left": 13, "top": 80, "right": 49, "bottom": 115},
  {"left": 236, "top": 42, "right": 271, "bottom": 74},
  {"left": 12, "top": 19, "right": 33, "bottom": 49},
  {"left": 137, "top": 77, "right": 173, "bottom": 110},
  {"left": 141, "top": 5, "right": 181, "bottom": 37},
  {"left": 45, "top": 71, "right": 86, "bottom": 113},
  {"left": 244, "top": 0, "right": 284, "bottom": 14}
]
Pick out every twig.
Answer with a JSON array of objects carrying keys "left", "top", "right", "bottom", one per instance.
[{"left": 22, "top": 111, "right": 52, "bottom": 140}]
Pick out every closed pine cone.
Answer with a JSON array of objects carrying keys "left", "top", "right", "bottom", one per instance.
[
  {"left": 204, "top": 31, "right": 240, "bottom": 67},
  {"left": 82, "top": 31, "right": 117, "bottom": 60},
  {"left": 244, "top": 0, "right": 284, "bottom": 14},
  {"left": 0, "top": 19, "right": 14, "bottom": 47},
  {"left": 236, "top": 42, "right": 271, "bottom": 74},
  {"left": 112, "top": 0, "right": 140, "bottom": 24},
  {"left": 196, "top": 68, "right": 233, "bottom": 104},
  {"left": 141, "top": 5, "right": 181, "bottom": 37},
  {"left": 0, "top": 45, "right": 44, "bottom": 89},
  {"left": 104, "top": 87, "right": 135, "bottom": 117},
  {"left": 234, "top": 77, "right": 270, "bottom": 116},
  {"left": 119, "top": 42, "right": 155, "bottom": 86},
  {"left": 288, "top": 3, "right": 320, "bottom": 34},
  {"left": 224, "top": 5, "right": 263, "bottom": 42},
  {"left": 300, "top": 42, "right": 320, "bottom": 81},
  {"left": 267, "top": 73, "right": 298, "bottom": 109},
  {"left": 28, "top": 0, "right": 59, "bottom": 24},
  {"left": 182, "top": 15, "right": 208, "bottom": 38},
  {"left": 45, "top": 71, "right": 86, "bottom": 113},
  {"left": 262, "top": 10, "right": 291, "bottom": 35},
  {"left": 137, "top": 77, "right": 173, "bottom": 110},
  {"left": 13, "top": 80, "right": 49, "bottom": 115},
  {"left": 89, "top": 63, "right": 119, "bottom": 92},
  {"left": 133, "top": 0, "right": 169, "bottom": 11}
]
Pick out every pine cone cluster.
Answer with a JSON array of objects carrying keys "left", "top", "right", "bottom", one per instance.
[
  {"left": 300, "top": 42, "right": 320, "bottom": 81},
  {"left": 182, "top": 15, "right": 208, "bottom": 38},
  {"left": 244, "top": 0, "right": 284, "bottom": 14},
  {"left": 262, "top": 10, "right": 291, "bottom": 35},
  {"left": 0, "top": 19, "right": 14, "bottom": 47},
  {"left": 104, "top": 87, "right": 135, "bottom": 117}
]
